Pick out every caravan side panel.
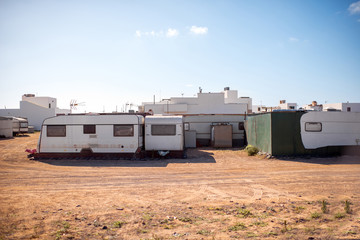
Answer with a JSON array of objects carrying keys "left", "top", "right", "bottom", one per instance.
[
  {"left": 38, "top": 115, "right": 144, "bottom": 153},
  {"left": 300, "top": 112, "right": 360, "bottom": 149},
  {"left": 145, "top": 116, "right": 183, "bottom": 151}
]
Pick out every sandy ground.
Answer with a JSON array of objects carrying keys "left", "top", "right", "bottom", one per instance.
[{"left": 0, "top": 132, "right": 359, "bottom": 240}]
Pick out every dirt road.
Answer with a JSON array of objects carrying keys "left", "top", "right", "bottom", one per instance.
[{"left": 0, "top": 133, "right": 359, "bottom": 239}]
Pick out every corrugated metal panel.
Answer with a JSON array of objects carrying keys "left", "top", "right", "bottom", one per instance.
[{"left": 245, "top": 113, "right": 272, "bottom": 154}]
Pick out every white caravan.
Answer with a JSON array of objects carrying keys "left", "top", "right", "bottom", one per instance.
[
  {"left": 2, "top": 116, "right": 28, "bottom": 135},
  {"left": 38, "top": 114, "right": 144, "bottom": 154},
  {"left": 145, "top": 116, "right": 184, "bottom": 152},
  {"left": 300, "top": 112, "right": 360, "bottom": 149}
]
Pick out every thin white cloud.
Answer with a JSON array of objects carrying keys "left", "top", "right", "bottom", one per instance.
[
  {"left": 349, "top": 1, "right": 360, "bottom": 15},
  {"left": 288, "top": 37, "right": 299, "bottom": 42},
  {"left": 185, "top": 84, "right": 193, "bottom": 87},
  {"left": 135, "top": 30, "right": 164, "bottom": 38},
  {"left": 166, "top": 28, "right": 179, "bottom": 38},
  {"left": 190, "top": 26, "right": 208, "bottom": 35}
]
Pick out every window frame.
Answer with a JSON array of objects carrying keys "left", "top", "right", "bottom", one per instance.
[
  {"left": 47, "top": 125, "right": 66, "bottom": 137},
  {"left": 305, "top": 122, "right": 322, "bottom": 132},
  {"left": 83, "top": 124, "right": 96, "bottom": 134},
  {"left": 151, "top": 124, "right": 177, "bottom": 136},
  {"left": 113, "top": 124, "right": 134, "bottom": 137}
]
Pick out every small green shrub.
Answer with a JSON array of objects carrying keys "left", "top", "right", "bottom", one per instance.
[
  {"left": 321, "top": 200, "right": 329, "bottom": 213},
  {"left": 281, "top": 220, "right": 289, "bottom": 233},
  {"left": 245, "top": 145, "right": 259, "bottom": 156},
  {"left": 344, "top": 200, "right": 352, "bottom": 214}
]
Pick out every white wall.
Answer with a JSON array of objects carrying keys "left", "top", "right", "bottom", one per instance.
[
  {"left": 279, "top": 103, "right": 297, "bottom": 110},
  {"left": 19, "top": 101, "right": 56, "bottom": 130},
  {"left": 323, "top": 103, "right": 360, "bottom": 112},
  {"left": 22, "top": 96, "right": 57, "bottom": 109}
]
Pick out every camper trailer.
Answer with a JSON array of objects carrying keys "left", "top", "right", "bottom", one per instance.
[
  {"left": 300, "top": 111, "right": 360, "bottom": 149},
  {"left": 144, "top": 116, "right": 184, "bottom": 156},
  {"left": 13, "top": 117, "right": 29, "bottom": 135},
  {"left": 0, "top": 117, "right": 13, "bottom": 138},
  {"left": 31, "top": 114, "right": 186, "bottom": 159},
  {"left": 2, "top": 116, "right": 28, "bottom": 136},
  {"left": 36, "top": 114, "right": 144, "bottom": 158}
]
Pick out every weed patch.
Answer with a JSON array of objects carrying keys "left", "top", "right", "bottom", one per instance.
[
  {"left": 196, "top": 229, "right": 211, "bottom": 236},
  {"left": 237, "top": 208, "right": 252, "bottom": 218},
  {"left": 311, "top": 212, "right": 321, "bottom": 219},
  {"left": 112, "top": 220, "right": 126, "bottom": 228},
  {"left": 228, "top": 222, "right": 246, "bottom": 231},
  {"left": 334, "top": 212, "right": 346, "bottom": 219}
]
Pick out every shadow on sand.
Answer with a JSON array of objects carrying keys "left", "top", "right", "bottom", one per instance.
[
  {"left": 275, "top": 155, "right": 360, "bottom": 165},
  {"left": 36, "top": 149, "right": 216, "bottom": 167}
]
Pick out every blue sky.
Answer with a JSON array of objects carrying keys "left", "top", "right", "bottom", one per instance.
[{"left": 1, "top": 0, "right": 359, "bottom": 112}]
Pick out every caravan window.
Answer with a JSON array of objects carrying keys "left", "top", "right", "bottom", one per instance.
[
  {"left": 151, "top": 125, "right": 176, "bottom": 136},
  {"left": 114, "top": 125, "right": 134, "bottom": 136},
  {"left": 305, "top": 122, "right": 322, "bottom": 132},
  {"left": 47, "top": 125, "right": 66, "bottom": 137},
  {"left": 84, "top": 125, "right": 96, "bottom": 134}
]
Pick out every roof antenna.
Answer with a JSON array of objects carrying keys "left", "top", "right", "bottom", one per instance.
[{"left": 199, "top": 87, "right": 202, "bottom": 93}]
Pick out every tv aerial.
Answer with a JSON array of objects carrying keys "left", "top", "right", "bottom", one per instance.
[{"left": 70, "top": 99, "right": 85, "bottom": 113}]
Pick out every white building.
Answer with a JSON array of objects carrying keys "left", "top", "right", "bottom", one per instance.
[
  {"left": 252, "top": 105, "right": 279, "bottom": 113},
  {"left": 0, "top": 94, "right": 70, "bottom": 130},
  {"left": 140, "top": 87, "right": 252, "bottom": 147},
  {"left": 279, "top": 100, "right": 297, "bottom": 110},
  {"left": 323, "top": 102, "right": 360, "bottom": 112},
  {"left": 140, "top": 87, "right": 252, "bottom": 115},
  {"left": 302, "top": 101, "right": 323, "bottom": 111}
]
